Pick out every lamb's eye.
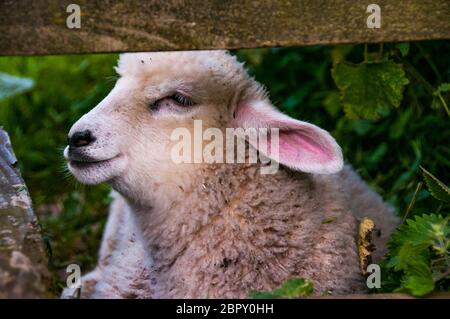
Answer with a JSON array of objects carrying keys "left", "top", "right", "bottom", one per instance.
[
  {"left": 150, "top": 92, "right": 195, "bottom": 112},
  {"left": 170, "top": 93, "right": 195, "bottom": 107}
]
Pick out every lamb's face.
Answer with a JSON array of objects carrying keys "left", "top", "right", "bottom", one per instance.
[
  {"left": 65, "top": 50, "right": 343, "bottom": 204},
  {"left": 64, "top": 51, "right": 250, "bottom": 201}
]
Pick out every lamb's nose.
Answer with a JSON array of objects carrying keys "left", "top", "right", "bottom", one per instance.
[{"left": 69, "top": 130, "right": 94, "bottom": 148}]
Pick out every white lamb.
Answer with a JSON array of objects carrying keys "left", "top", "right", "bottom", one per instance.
[{"left": 62, "top": 50, "right": 399, "bottom": 298}]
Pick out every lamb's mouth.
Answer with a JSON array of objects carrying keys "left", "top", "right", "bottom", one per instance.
[
  {"left": 66, "top": 152, "right": 126, "bottom": 185},
  {"left": 68, "top": 155, "right": 122, "bottom": 171}
]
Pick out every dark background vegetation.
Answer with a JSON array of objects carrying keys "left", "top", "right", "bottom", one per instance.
[{"left": 0, "top": 41, "right": 448, "bottom": 296}]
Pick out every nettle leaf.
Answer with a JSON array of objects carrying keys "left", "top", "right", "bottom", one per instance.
[
  {"left": 277, "top": 278, "right": 314, "bottom": 298},
  {"left": 389, "top": 214, "right": 447, "bottom": 253},
  {"left": 249, "top": 277, "right": 314, "bottom": 299},
  {"left": 421, "top": 167, "right": 450, "bottom": 202},
  {"left": 386, "top": 214, "right": 449, "bottom": 296},
  {"left": 402, "top": 267, "right": 435, "bottom": 296},
  {"left": 0, "top": 72, "right": 34, "bottom": 101},
  {"left": 332, "top": 61, "right": 409, "bottom": 120}
]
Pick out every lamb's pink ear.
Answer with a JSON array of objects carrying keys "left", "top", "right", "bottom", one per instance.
[{"left": 233, "top": 100, "right": 343, "bottom": 174}]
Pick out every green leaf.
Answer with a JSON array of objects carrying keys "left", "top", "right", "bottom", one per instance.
[
  {"left": 332, "top": 61, "right": 409, "bottom": 120},
  {"left": 433, "top": 83, "right": 450, "bottom": 96},
  {"left": 249, "top": 277, "right": 314, "bottom": 299},
  {"left": 248, "top": 291, "right": 278, "bottom": 299},
  {"left": 395, "top": 43, "right": 410, "bottom": 57},
  {"left": 276, "top": 278, "right": 314, "bottom": 298},
  {"left": 402, "top": 270, "right": 435, "bottom": 296},
  {"left": 385, "top": 214, "right": 449, "bottom": 296},
  {"left": 0, "top": 72, "right": 34, "bottom": 101},
  {"left": 388, "top": 214, "right": 448, "bottom": 254},
  {"left": 420, "top": 167, "right": 450, "bottom": 202}
]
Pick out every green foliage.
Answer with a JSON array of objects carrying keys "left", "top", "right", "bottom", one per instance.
[
  {"left": 0, "top": 54, "right": 118, "bottom": 295},
  {"left": 421, "top": 167, "right": 450, "bottom": 202},
  {"left": 383, "top": 214, "right": 449, "bottom": 296},
  {"left": 332, "top": 61, "right": 409, "bottom": 119},
  {"left": 432, "top": 83, "right": 450, "bottom": 116},
  {"left": 434, "top": 83, "right": 450, "bottom": 95},
  {"left": 249, "top": 278, "right": 314, "bottom": 299},
  {"left": 395, "top": 43, "right": 410, "bottom": 57},
  {"left": 378, "top": 170, "right": 449, "bottom": 296}
]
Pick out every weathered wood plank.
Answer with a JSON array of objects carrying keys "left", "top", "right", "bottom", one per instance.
[
  {"left": 0, "top": 0, "right": 449, "bottom": 56},
  {"left": 0, "top": 128, "right": 49, "bottom": 298}
]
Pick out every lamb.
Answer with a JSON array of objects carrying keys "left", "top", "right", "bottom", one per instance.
[{"left": 62, "top": 50, "right": 399, "bottom": 298}]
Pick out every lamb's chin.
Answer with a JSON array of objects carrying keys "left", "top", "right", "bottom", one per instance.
[{"left": 68, "top": 155, "right": 127, "bottom": 185}]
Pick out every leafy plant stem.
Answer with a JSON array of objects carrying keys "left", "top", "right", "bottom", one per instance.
[
  {"left": 403, "top": 62, "right": 450, "bottom": 117},
  {"left": 436, "top": 203, "right": 443, "bottom": 214},
  {"left": 402, "top": 182, "right": 422, "bottom": 223},
  {"left": 403, "top": 62, "right": 435, "bottom": 94},
  {"left": 435, "top": 268, "right": 450, "bottom": 282},
  {"left": 437, "top": 93, "right": 450, "bottom": 117}
]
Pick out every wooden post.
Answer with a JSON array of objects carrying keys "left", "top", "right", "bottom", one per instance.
[{"left": 0, "top": 128, "right": 50, "bottom": 298}]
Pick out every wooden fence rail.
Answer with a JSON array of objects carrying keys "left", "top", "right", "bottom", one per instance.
[{"left": 0, "top": 0, "right": 449, "bottom": 56}]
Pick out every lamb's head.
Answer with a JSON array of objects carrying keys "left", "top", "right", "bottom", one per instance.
[{"left": 64, "top": 50, "right": 343, "bottom": 204}]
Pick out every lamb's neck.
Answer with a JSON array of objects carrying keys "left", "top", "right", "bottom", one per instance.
[{"left": 130, "top": 163, "right": 261, "bottom": 269}]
